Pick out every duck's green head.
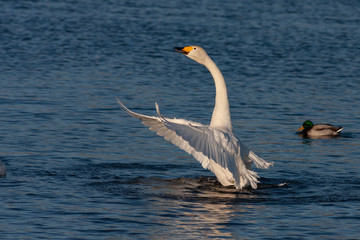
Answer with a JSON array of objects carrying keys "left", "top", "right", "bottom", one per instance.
[{"left": 297, "top": 120, "right": 314, "bottom": 131}]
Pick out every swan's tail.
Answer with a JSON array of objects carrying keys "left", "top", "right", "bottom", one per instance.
[
  {"left": 238, "top": 169, "right": 260, "bottom": 189},
  {"left": 249, "top": 151, "right": 273, "bottom": 169},
  {"left": 235, "top": 152, "right": 273, "bottom": 189}
]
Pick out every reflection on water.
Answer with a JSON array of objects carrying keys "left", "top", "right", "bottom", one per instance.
[
  {"left": 148, "top": 176, "right": 258, "bottom": 201},
  {"left": 296, "top": 132, "right": 343, "bottom": 140},
  {"left": 86, "top": 173, "right": 292, "bottom": 239},
  {"left": 125, "top": 176, "right": 268, "bottom": 239},
  {"left": 150, "top": 197, "right": 236, "bottom": 239}
]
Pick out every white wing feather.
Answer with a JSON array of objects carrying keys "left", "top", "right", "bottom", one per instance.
[{"left": 117, "top": 98, "right": 272, "bottom": 189}]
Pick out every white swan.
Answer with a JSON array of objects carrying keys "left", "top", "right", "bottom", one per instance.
[{"left": 117, "top": 46, "right": 273, "bottom": 189}]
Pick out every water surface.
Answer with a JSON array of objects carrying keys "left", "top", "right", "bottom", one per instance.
[{"left": 1, "top": 0, "right": 360, "bottom": 239}]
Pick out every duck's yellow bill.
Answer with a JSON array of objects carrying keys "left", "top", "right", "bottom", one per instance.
[{"left": 297, "top": 126, "right": 304, "bottom": 131}]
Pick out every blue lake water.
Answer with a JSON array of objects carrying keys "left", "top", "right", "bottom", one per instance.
[{"left": 1, "top": 0, "right": 360, "bottom": 239}]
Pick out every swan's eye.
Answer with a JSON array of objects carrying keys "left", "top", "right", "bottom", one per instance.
[{"left": 194, "top": 47, "right": 197, "bottom": 50}]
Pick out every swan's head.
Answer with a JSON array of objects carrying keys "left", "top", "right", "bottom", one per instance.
[{"left": 174, "top": 46, "right": 209, "bottom": 65}]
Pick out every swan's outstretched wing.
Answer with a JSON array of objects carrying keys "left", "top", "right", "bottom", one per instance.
[
  {"left": 117, "top": 98, "right": 215, "bottom": 170},
  {"left": 117, "top": 99, "right": 271, "bottom": 188},
  {"left": 155, "top": 106, "right": 273, "bottom": 188},
  {"left": 116, "top": 98, "right": 162, "bottom": 129}
]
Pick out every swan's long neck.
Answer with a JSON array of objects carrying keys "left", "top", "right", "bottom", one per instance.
[{"left": 204, "top": 56, "right": 232, "bottom": 131}]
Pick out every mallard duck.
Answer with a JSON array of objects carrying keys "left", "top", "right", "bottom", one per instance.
[{"left": 297, "top": 120, "right": 343, "bottom": 137}]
